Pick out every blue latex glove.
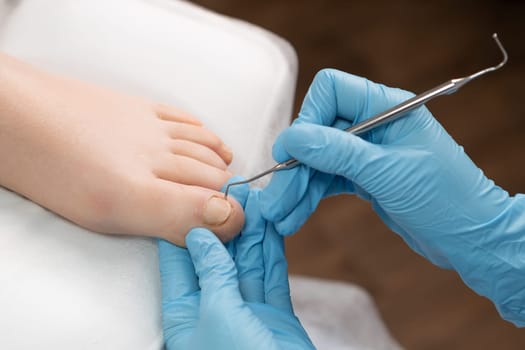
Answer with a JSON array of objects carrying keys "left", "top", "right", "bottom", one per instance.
[
  {"left": 260, "top": 68, "right": 525, "bottom": 326},
  {"left": 159, "top": 187, "right": 315, "bottom": 349}
]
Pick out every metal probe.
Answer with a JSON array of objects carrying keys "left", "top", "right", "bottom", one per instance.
[{"left": 224, "top": 33, "right": 508, "bottom": 198}]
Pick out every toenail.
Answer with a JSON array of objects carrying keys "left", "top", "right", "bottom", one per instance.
[{"left": 203, "top": 196, "right": 232, "bottom": 225}]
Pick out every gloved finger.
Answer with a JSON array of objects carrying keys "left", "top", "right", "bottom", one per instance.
[
  {"left": 271, "top": 129, "right": 293, "bottom": 163},
  {"left": 263, "top": 223, "right": 293, "bottom": 313},
  {"left": 261, "top": 171, "right": 354, "bottom": 236},
  {"left": 259, "top": 162, "right": 311, "bottom": 223},
  {"left": 272, "top": 113, "right": 353, "bottom": 164},
  {"left": 158, "top": 239, "right": 199, "bottom": 301},
  {"left": 284, "top": 69, "right": 417, "bottom": 151},
  {"left": 273, "top": 172, "right": 349, "bottom": 236},
  {"left": 281, "top": 124, "right": 386, "bottom": 187},
  {"left": 261, "top": 119, "right": 372, "bottom": 230},
  {"left": 235, "top": 189, "right": 265, "bottom": 303},
  {"left": 264, "top": 119, "right": 354, "bottom": 230},
  {"left": 272, "top": 69, "right": 419, "bottom": 164},
  {"left": 262, "top": 123, "right": 371, "bottom": 229},
  {"left": 224, "top": 239, "right": 237, "bottom": 261},
  {"left": 158, "top": 238, "right": 199, "bottom": 345},
  {"left": 298, "top": 69, "right": 413, "bottom": 127},
  {"left": 186, "top": 228, "right": 244, "bottom": 308}
]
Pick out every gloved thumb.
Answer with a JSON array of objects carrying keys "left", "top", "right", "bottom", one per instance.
[
  {"left": 282, "top": 123, "right": 385, "bottom": 184},
  {"left": 186, "top": 228, "right": 242, "bottom": 302}
]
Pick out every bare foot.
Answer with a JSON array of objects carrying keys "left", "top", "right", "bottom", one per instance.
[{"left": 0, "top": 52, "right": 243, "bottom": 246}]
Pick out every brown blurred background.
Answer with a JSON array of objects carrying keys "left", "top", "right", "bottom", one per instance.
[{"left": 193, "top": 1, "right": 525, "bottom": 348}]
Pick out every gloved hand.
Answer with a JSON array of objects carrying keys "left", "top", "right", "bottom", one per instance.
[
  {"left": 159, "top": 186, "right": 315, "bottom": 350},
  {"left": 260, "top": 68, "right": 525, "bottom": 326}
]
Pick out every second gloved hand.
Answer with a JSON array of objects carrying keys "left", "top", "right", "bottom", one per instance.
[
  {"left": 260, "top": 69, "right": 511, "bottom": 266},
  {"left": 159, "top": 188, "right": 315, "bottom": 350},
  {"left": 260, "top": 69, "right": 525, "bottom": 326}
]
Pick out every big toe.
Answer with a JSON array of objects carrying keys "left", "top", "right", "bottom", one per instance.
[{"left": 152, "top": 182, "right": 245, "bottom": 246}]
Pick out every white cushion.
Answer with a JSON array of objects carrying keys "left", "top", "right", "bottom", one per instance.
[
  {"left": 290, "top": 276, "right": 402, "bottom": 350},
  {"left": 0, "top": 1, "right": 296, "bottom": 349}
]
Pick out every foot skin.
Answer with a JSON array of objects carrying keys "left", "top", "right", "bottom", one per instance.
[{"left": 0, "top": 53, "right": 244, "bottom": 246}]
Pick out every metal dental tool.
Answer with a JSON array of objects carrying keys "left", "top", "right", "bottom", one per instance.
[{"left": 224, "top": 33, "right": 508, "bottom": 199}]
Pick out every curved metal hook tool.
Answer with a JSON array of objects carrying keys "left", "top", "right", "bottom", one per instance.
[{"left": 224, "top": 33, "right": 508, "bottom": 198}]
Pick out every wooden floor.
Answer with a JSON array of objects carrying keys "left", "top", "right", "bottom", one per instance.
[{"left": 193, "top": 1, "right": 525, "bottom": 348}]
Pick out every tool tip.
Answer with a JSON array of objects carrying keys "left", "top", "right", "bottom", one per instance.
[{"left": 224, "top": 184, "right": 231, "bottom": 199}]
